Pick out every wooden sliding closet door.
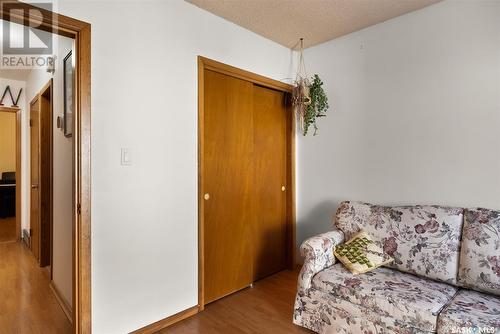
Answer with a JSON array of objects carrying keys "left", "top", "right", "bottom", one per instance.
[
  {"left": 202, "top": 60, "right": 292, "bottom": 305},
  {"left": 252, "top": 86, "right": 287, "bottom": 280},
  {"left": 203, "top": 70, "right": 254, "bottom": 304}
]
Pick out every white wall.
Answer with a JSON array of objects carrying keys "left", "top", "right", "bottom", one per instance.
[
  {"left": 297, "top": 0, "right": 500, "bottom": 249},
  {"left": 25, "top": 34, "right": 75, "bottom": 307},
  {"left": 50, "top": 1, "right": 294, "bottom": 332},
  {"left": 40, "top": 1, "right": 500, "bottom": 331}
]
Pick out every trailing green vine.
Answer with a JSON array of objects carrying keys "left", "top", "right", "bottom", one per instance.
[{"left": 303, "top": 74, "right": 329, "bottom": 136}]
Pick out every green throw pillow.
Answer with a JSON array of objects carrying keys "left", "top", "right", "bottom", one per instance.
[{"left": 334, "top": 230, "right": 393, "bottom": 275}]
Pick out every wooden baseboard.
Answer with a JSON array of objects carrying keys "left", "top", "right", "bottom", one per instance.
[
  {"left": 49, "top": 281, "right": 73, "bottom": 323},
  {"left": 130, "top": 305, "right": 199, "bottom": 334}
]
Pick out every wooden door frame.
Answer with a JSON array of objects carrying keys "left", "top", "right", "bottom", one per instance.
[
  {"left": 29, "top": 93, "right": 43, "bottom": 264},
  {"left": 0, "top": 105, "right": 21, "bottom": 242},
  {"left": 39, "top": 79, "right": 53, "bottom": 269},
  {"left": 29, "top": 80, "right": 53, "bottom": 267},
  {"left": 0, "top": 2, "right": 91, "bottom": 333},
  {"left": 197, "top": 56, "right": 296, "bottom": 310}
]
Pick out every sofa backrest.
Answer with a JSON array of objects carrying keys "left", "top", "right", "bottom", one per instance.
[
  {"left": 458, "top": 208, "right": 500, "bottom": 296},
  {"left": 335, "top": 201, "right": 464, "bottom": 284}
]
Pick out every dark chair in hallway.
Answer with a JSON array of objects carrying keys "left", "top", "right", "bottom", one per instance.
[{"left": 0, "top": 172, "right": 16, "bottom": 218}]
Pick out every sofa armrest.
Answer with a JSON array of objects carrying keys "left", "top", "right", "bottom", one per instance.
[{"left": 297, "top": 228, "right": 344, "bottom": 294}]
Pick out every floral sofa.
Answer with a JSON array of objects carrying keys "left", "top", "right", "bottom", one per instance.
[{"left": 293, "top": 201, "right": 500, "bottom": 334}]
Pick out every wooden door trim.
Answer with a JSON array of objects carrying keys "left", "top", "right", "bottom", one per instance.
[
  {"left": 199, "top": 56, "right": 292, "bottom": 93},
  {"left": 30, "top": 80, "right": 53, "bottom": 267},
  {"left": 40, "top": 79, "right": 54, "bottom": 275},
  {"left": 0, "top": 106, "right": 21, "bottom": 242},
  {"left": 29, "top": 95, "right": 41, "bottom": 263},
  {"left": 197, "top": 56, "right": 296, "bottom": 310},
  {"left": 0, "top": 2, "right": 92, "bottom": 333}
]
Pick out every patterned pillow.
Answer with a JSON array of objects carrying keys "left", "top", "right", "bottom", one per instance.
[
  {"left": 458, "top": 208, "right": 500, "bottom": 296},
  {"left": 334, "top": 230, "right": 393, "bottom": 275},
  {"left": 335, "top": 201, "right": 464, "bottom": 284}
]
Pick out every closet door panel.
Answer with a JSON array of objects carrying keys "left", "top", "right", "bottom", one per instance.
[
  {"left": 203, "top": 70, "right": 254, "bottom": 303},
  {"left": 252, "top": 85, "right": 287, "bottom": 280}
]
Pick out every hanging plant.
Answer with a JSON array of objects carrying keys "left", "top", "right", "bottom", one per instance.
[
  {"left": 292, "top": 38, "right": 330, "bottom": 136},
  {"left": 304, "top": 74, "right": 329, "bottom": 135}
]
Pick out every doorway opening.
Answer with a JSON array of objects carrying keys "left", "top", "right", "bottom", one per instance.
[
  {"left": 0, "top": 24, "right": 74, "bottom": 331},
  {"left": 0, "top": 105, "right": 20, "bottom": 243},
  {"left": 0, "top": 2, "right": 91, "bottom": 332}
]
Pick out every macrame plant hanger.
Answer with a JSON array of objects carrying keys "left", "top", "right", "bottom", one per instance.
[{"left": 293, "top": 38, "right": 311, "bottom": 134}]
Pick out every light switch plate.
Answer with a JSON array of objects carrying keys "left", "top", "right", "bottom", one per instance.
[{"left": 121, "top": 148, "right": 132, "bottom": 166}]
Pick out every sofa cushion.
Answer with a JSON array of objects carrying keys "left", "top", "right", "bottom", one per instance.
[
  {"left": 312, "top": 264, "right": 457, "bottom": 332},
  {"left": 437, "top": 289, "right": 500, "bottom": 334},
  {"left": 335, "top": 201, "right": 464, "bottom": 284},
  {"left": 294, "top": 288, "right": 433, "bottom": 334},
  {"left": 458, "top": 208, "right": 500, "bottom": 296}
]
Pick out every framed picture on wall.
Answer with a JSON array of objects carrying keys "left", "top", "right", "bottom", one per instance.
[{"left": 63, "top": 50, "right": 74, "bottom": 138}]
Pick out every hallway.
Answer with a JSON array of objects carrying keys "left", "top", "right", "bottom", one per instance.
[{"left": 0, "top": 241, "right": 71, "bottom": 333}]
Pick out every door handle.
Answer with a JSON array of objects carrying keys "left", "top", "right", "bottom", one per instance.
[
  {"left": 281, "top": 186, "right": 286, "bottom": 192},
  {"left": 31, "top": 184, "right": 39, "bottom": 189},
  {"left": 204, "top": 193, "right": 210, "bottom": 200}
]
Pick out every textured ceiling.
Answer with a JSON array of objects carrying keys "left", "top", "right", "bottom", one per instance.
[{"left": 186, "top": 0, "right": 441, "bottom": 49}]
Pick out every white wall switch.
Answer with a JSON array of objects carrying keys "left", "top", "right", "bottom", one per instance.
[{"left": 121, "top": 148, "right": 132, "bottom": 166}]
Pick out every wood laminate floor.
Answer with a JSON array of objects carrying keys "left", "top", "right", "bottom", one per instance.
[
  {"left": 161, "top": 270, "right": 312, "bottom": 334},
  {"left": 0, "top": 242, "right": 71, "bottom": 333},
  {"left": 0, "top": 217, "right": 16, "bottom": 243},
  {"left": 0, "top": 239, "right": 309, "bottom": 333}
]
